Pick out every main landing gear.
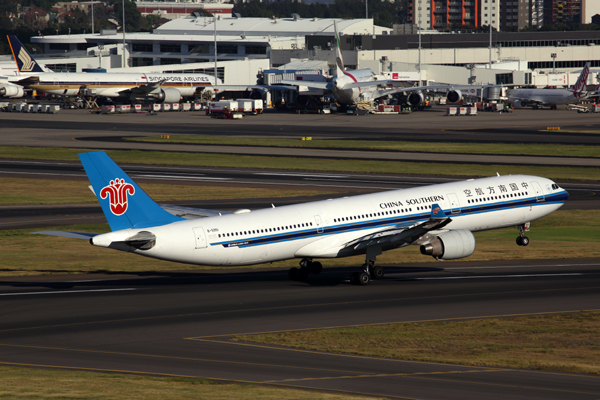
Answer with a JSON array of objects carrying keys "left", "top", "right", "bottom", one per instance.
[
  {"left": 516, "top": 223, "right": 530, "bottom": 246},
  {"left": 289, "top": 258, "right": 322, "bottom": 281},
  {"left": 350, "top": 260, "right": 385, "bottom": 286}
]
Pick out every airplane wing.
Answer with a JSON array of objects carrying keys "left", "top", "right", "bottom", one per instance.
[
  {"left": 206, "top": 85, "right": 298, "bottom": 93},
  {"left": 296, "top": 204, "right": 451, "bottom": 258},
  {"left": 124, "top": 79, "right": 166, "bottom": 96},
  {"left": 12, "top": 75, "right": 39, "bottom": 86},
  {"left": 377, "top": 84, "right": 489, "bottom": 98},
  {"left": 342, "top": 204, "right": 451, "bottom": 253},
  {"left": 33, "top": 231, "right": 99, "bottom": 239}
]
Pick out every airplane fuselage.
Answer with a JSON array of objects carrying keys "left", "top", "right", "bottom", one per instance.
[
  {"left": 508, "top": 88, "right": 584, "bottom": 107},
  {"left": 91, "top": 175, "right": 567, "bottom": 266},
  {"left": 14, "top": 73, "right": 219, "bottom": 97}
]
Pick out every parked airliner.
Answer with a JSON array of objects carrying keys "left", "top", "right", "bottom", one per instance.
[
  {"left": 1, "top": 35, "right": 221, "bottom": 102},
  {"left": 37, "top": 152, "right": 568, "bottom": 285},
  {"left": 280, "top": 22, "right": 485, "bottom": 108},
  {"left": 508, "top": 62, "right": 593, "bottom": 109}
]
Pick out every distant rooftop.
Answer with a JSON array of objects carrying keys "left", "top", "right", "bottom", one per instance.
[{"left": 155, "top": 16, "right": 389, "bottom": 37}]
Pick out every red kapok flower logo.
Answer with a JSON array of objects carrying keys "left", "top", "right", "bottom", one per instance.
[{"left": 100, "top": 178, "right": 135, "bottom": 216}]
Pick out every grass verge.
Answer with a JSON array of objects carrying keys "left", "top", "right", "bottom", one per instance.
[
  {"left": 1, "top": 210, "right": 598, "bottom": 277},
  {"left": 234, "top": 312, "right": 600, "bottom": 375},
  {"left": 0, "top": 366, "right": 372, "bottom": 399},
  {"left": 124, "top": 135, "right": 600, "bottom": 158},
  {"left": 0, "top": 177, "right": 332, "bottom": 206},
  {"left": 0, "top": 146, "right": 598, "bottom": 181}
]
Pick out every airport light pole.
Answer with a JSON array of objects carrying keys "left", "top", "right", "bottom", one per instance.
[
  {"left": 418, "top": 7, "right": 421, "bottom": 86},
  {"left": 122, "top": 0, "right": 126, "bottom": 68},
  {"left": 91, "top": 0, "right": 94, "bottom": 34},
  {"left": 489, "top": 24, "right": 492, "bottom": 69},
  {"left": 214, "top": 16, "right": 218, "bottom": 83}
]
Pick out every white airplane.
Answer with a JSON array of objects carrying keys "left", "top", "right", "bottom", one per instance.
[
  {"left": 280, "top": 22, "right": 484, "bottom": 108},
  {"left": 36, "top": 152, "right": 569, "bottom": 285},
  {"left": 1, "top": 35, "right": 221, "bottom": 102},
  {"left": 508, "top": 63, "right": 594, "bottom": 109}
]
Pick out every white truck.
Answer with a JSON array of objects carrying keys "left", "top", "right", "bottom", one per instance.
[
  {"left": 237, "top": 99, "right": 263, "bottom": 115},
  {"left": 207, "top": 100, "right": 239, "bottom": 115}
]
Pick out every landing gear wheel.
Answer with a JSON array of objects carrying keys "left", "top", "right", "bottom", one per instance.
[
  {"left": 288, "top": 267, "right": 299, "bottom": 281},
  {"left": 371, "top": 266, "right": 384, "bottom": 279},
  {"left": 516, "top": 236, "right": 530, "bottom": 246},
  {"left": 310, "top": 261, "right": 323, "bottom": 275},
  {"left": 357, "top": 272, "right": 371, "bottom": 285}
]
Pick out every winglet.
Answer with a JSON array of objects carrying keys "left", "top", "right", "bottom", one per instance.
[
  {"left": 7, "top": 35, "right": 45, "bottom": 73},
  {"left": 431, "top": 204, "right": 447, "bottom": 219}
]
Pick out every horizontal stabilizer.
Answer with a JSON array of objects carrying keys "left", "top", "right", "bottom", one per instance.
[
  {"left": 159, "top": 204, "right": 232, "bottom": 219},
  {"left": 33, "top": 231, "right": 98, "bottom": 239}
]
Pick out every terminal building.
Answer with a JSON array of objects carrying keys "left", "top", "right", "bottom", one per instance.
[{"left": 2, "top": 15, "right": 600, "bottom": 89}]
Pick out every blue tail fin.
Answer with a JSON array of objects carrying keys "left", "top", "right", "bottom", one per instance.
[
  {"left": 7, "top": 35, "right": 46, "bottom": 73},
  {"left": 79, "top": 151, "right": 184, "bottom": 231}
]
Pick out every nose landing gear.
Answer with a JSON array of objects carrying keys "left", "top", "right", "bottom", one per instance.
[{"left": 516, "top": 223, "right": 530, "bottom": 246}]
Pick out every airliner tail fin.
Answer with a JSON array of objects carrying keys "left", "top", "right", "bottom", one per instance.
[
  {"left": 7, "top": 35, "right": 45, "bottom": 73},
  {"left": 333, "top": 21, "right": 345, "bottom": 77},
  {"left": 79, "top": 151, "right": 183, "bottom": 231},
  {"left": 572, "top": 62, "right": 590, "bottom": 97}
]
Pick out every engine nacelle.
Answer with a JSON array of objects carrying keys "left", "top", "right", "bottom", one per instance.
[
  {"left": 447, "top": 90, "right": 462, "bottom": 103},
  {"left": 420, "top": 229, "right": 476, "bottom": 260},
  {"left": 513, "top": 100, "right": 525, "bottom": 108},
  {"left": 0, "top": 85, "right": 25, "bottom": 98},
  {"left": 155, "top": 88, "right": 181, "bottom": 104},
  {"left": 407, "top": 91, "right": 424, "bottom": 106}
]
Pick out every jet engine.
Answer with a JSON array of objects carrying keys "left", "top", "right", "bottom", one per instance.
[
  {"left": 447, "top": 90, "right": 462, "bottom": 103},
  {"left": 0, "top": 85, "right": 25, "bottom": 98},
  {"left": 155, "top": 88, "right": 181, "bottom": 104},
  {"left": 407, "top": 91, "right": 424, "bottom": 106},
  {"left": 420, "top": 229, "right": 476, "bottom": 260},
  {"left": 513, "top": 100, "right": 525, "bottom": 108}
]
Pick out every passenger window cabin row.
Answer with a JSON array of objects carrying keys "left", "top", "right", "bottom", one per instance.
[{"left": 218, "top": 222, "right": 314, "bottom": 239}]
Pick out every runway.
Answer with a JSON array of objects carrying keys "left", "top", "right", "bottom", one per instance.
[
  {"left": 1, "top": 259, "right": 599, "bottom": 399},
  {"left": 1, "top": 107, "right": 599, "bottom": 398}
]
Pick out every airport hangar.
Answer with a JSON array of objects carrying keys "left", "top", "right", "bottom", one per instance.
[{"left": 4, "top": 17, "right": 600, "bottom": 93}]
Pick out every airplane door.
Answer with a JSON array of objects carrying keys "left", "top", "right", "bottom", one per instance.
[
  {"left": 447, "top": 193, "right": 461, "bottom": 214},
  {"left": 193, "top": 227, "right": 207, "bottom": 249},
  {"left": 531, "top": 181, "right": 545, "bottom": 202},
  {"left": 314, "top": 215, "right": 324, "bottom": 233}
]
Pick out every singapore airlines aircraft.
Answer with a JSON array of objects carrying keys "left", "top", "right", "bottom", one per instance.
[
  {"left": 508, "top": 62, "right": 593, "bottom": 109},
  {"left": 37, "top": 152, "right": 568, "bottom": 285},
  {"left": 281, "top": 22, "right": 484, "bottom": 108},
  {"left": 2, "top": 35, "right": 221, "bottom": 102}
]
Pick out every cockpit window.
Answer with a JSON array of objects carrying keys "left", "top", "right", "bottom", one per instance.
[{"left": 551, "top": 184, "right": 560, "bottom": 190}]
